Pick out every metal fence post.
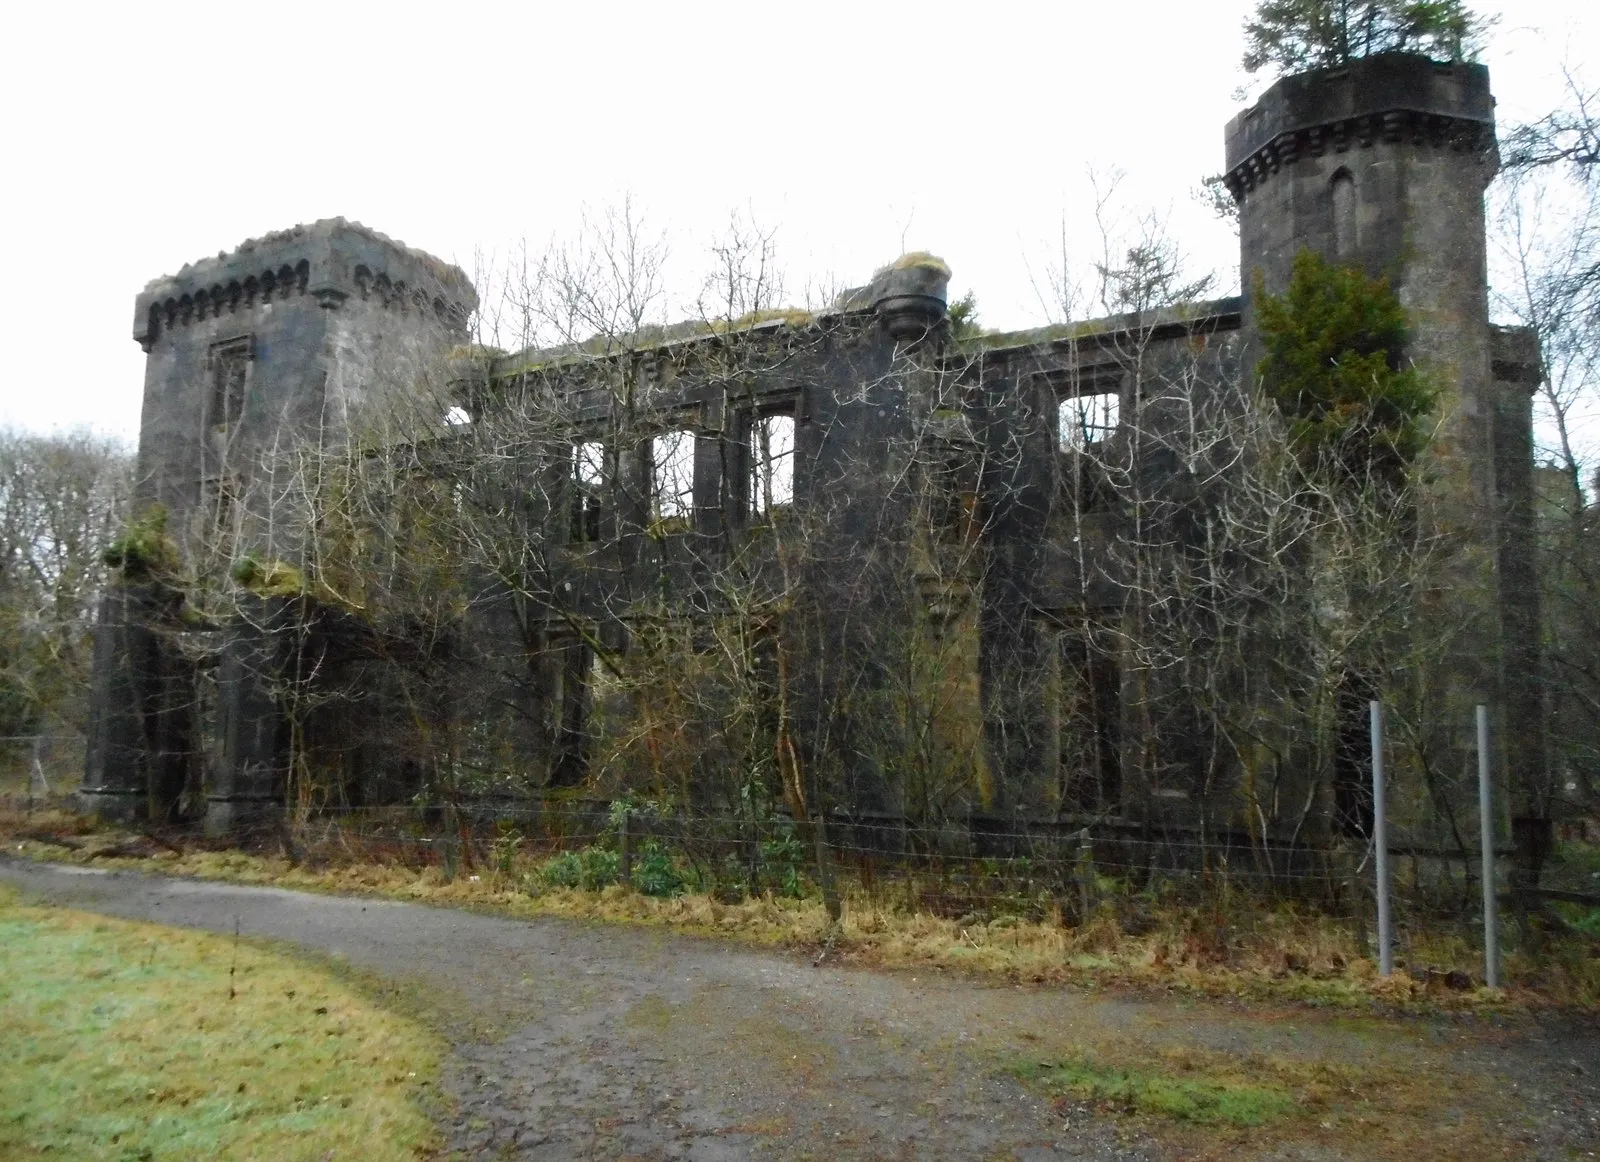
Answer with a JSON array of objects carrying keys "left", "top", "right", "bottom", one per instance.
[
  {"left": 1370, "top": 700, "right": 1393, "bottom": 976},
  {"left": 1477, "top": 705, "right": 1500, "bottom": 988},
  {"left": 618, "top": 807, "right": 633, "bottom": 887}
]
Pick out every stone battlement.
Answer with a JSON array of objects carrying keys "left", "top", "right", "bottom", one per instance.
[
  {"left": 133, "top": 218, "right": 477, "bottom": 351},
  {"left": 1224, "top": 53, "right": 1496, "bottom": 202}
]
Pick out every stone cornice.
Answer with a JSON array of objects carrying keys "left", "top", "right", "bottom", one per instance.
[
  {"left": 1224, "top": 109, "right": 1495, "bottom": 203},
  {"left": 133, "top": 218, "right": 477, "bottom": 351},
  {"left": 1222, "top": 53, "right": 1497, "bottom": 204}
]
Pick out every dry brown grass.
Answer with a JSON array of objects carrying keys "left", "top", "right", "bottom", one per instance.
[{"left": 4, "top": 800, "right": 1593, "bottom": 1013}]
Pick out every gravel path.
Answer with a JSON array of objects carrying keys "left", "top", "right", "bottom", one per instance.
[{"left": 5, "top": 858, "right": 1599, "bottom": 1160}]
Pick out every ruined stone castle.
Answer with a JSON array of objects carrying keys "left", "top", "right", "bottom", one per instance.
[{"left": 81, "top": 54, "right": 1546, "bottom": 853}]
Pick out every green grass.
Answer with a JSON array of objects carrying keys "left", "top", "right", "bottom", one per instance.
[
  {"left": 1013, "top": 1055, "right": 1299, "bottom": 1127},
  {"left": 0, "top": 886, "right": 441, "bottom": 1161}
]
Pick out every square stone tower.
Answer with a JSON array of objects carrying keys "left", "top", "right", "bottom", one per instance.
[
  {"left": 130, "top": 218, "right": 477, "bottom": 545},
  {"left": 80, "top": 220, "right": 476, "bottom": 827}
]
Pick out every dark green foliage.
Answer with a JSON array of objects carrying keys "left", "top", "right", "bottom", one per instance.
[
  {"left": 1242, "top": 1, "right": 1486, "bottom": 76},
  {"left": 537, "top": 847, "right": 620, "bottom": 890},
  {"left": 535, "top": 843, "right": 685, "bottom": 896},
  {"left": 1255, "top": 251, "right": 1437, "bottom": 484},
  {"left": 758, "top": 826, "right": 806, "bottom": 898},
  {"left": 946, "top": 291, "right": 982, "bottom": 340},
  {"left": 536, "top": 850, "right": 583, "bottom": 889},
  {"left": 102, "top": 506, "right": 179, "bottom": 581},
  {"left": 630, "top": 841, "right": 687, "bottom": 898}
]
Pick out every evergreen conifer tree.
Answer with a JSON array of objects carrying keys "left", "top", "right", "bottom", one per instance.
[{"left": 1241, "top": 1, "right": 1486, "bottom": 76}]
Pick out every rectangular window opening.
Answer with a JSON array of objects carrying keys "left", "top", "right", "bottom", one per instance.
[
  {"left": 749, "top": 411, "right": 796, "bottom": 516},
  {"left": 210, "top": 336, "right": 252, "bottom": 429},
  {"left": 572, "top": 440, "right": 604, "bottom": 542},
  {"left": 551, "top": 635, "right": 593, "bottom": 787},
  {"left": 652, "top": 429, "right": 696, "bottom": 521},
  {"left": 1058, "top": 391, "right": 1120, "bottom": 451}
]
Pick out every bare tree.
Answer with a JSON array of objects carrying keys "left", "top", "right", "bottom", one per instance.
[{"left": 0, "top": 429, "right": 131, "bottom": 762}]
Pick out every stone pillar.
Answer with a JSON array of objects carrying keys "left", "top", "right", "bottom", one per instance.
[
  {"left": 207, "top": 596, "right": 290, "bottom": 836},
  {"left": 79, "top": 583, "right": 193, "bottom": 825},
  {"left": 79, "top": 588, "right": 152, "bottom": 822},
  {"left": 1489, "top": 326, "right": 1550, "bottom": 819}
]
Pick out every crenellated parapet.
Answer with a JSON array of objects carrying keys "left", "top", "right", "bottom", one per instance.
[
  {"left": 1222, "top": 53, "right": 1497, "bottom": 204},
  {"left": 133, "top": 217, "right": 478, "bottom": 352}
]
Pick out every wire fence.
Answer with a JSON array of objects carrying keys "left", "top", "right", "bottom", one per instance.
[
  {"left": 47, "top": 793, "right": 1500, "bottom": 921},
  {"left": 2, "top": 755, "right": 1552, "bottom": 929}
]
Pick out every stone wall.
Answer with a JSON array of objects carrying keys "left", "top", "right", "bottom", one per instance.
[{"left": 83, "top": 56, "right": 1546, "bottom": 846}]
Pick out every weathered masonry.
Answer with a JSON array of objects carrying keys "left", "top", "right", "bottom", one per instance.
[{"left": 81, "top": 54, "right": 1545, "bottom": 855}]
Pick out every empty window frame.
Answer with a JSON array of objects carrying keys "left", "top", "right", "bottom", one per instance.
[
  {"left": 749, "top": 411, "right": 796, "bottom": 515},
  {"left": 651, "top": 429, "right": 696, "bottom": 520},
  {"left": 1058, "top": 390, "right": 1120, "bottom": 451},
  {"left": 571, "top": 439, "right": 605, "bottom": 542},
  {"left": 209, "top": 336, "right": 252, "bottom": 428},
  {"left": 1331, "top": 168, "right": 1358, "bottom": 259}
]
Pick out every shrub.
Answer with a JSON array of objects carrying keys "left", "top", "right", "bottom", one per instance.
[
  {"left": 631, "top": 842, "right": 686, "bottom": 898},
  {"left": 491, "top": 828, "right": 522, "bottom": 879},
  {"left": 579, "top": 847, "right": 620, "bottom": 890},
  {"left": 536, "top": 846, "right": 620, "bottom": 891},
  {"left": 1255, "top": 250, "right": 1437, "bottom": 486},
  {"left": 537, "top": 850, "right": 583, "bottom": 889},
  {"left": 759, "top": 827, "right": 807, "bottom": 898}
]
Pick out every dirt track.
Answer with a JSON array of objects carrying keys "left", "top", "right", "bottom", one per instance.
[{"left": 5, "top": 858, "right": 1598, "bottom": 1160}]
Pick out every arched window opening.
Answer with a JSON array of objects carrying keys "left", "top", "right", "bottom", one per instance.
[{"left": 1331, "top": 169, "right": 1358, "bottom": 260}]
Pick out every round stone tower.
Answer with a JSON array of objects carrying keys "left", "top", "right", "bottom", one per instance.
[
  {"left": 1225, "top": 53, "right": 1499, "bottom": 482},
  {"left": 1224, "top": 55, "right": 1549, "bottom": 828}
]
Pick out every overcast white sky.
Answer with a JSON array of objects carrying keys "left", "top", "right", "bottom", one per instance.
[{"left": 1, "top": 1, "right": 1593, "bottom": 442}]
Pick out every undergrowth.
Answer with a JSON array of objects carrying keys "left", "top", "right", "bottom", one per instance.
[{"left": 5, "top": 802, "right": 1596, "bottom": 1011}]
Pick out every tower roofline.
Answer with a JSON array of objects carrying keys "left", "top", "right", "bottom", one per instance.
[
  {"left": 1223, "top": 53, "right": 1497, "bottom": 204},
  {"left": 132, "top": 218, "right": 477, "bottom": 350}
]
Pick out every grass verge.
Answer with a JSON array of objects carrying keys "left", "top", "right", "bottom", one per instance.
[
  {"left": 0, "top": 883, "right": 441, "bottom": 1161},
  {"left": 1006, "top": 1037, "right": 1516, "bottom": 1161},
  {"left": 1013, "top": 1054, "right": 1297, "bottom": 1127}
]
